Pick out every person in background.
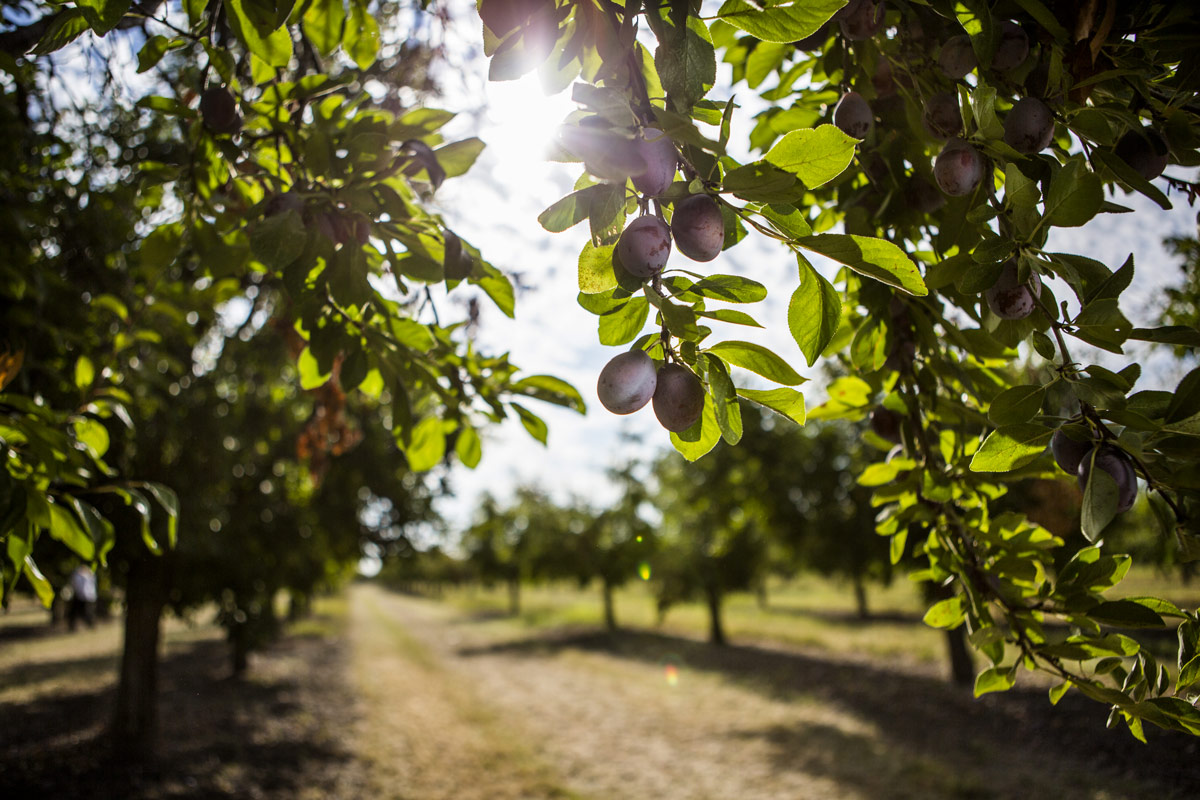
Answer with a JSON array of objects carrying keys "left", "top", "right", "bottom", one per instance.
[{"left": 67, "top": 564, "right": 97, "bottom": 631}]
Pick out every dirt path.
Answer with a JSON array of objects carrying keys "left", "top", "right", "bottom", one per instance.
[{"left": 351, "top": 584, "right": 1200, "bottom": 800}]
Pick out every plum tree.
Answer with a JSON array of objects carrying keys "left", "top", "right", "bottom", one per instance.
[
  {"left": 1114, "top": 127, "right": 1170, "bottom": 181},
  {"left": 633, "top": 128, "right": 678, "bottom": 196},
  {"left": 671, "top": 194, "right": 724, "bottom": 262},
  {"left": 991, "top": 21, "right": 1030, "bottom": 72},
  {"left": 985, "top": 261, "right": 1042, "bottom": 319},
  {"left": 933, "top": 139, "right": 985, "bottom": 196},
  {"left": 905, "top": 177, "right": 945, "bottom": 214},
  {"left": 617, "top": 216, "right": 672, "bottom": 278},
  {"left": 1078, "top": 446, "right": 1139, "bottom": 514},
  {"left": 1051, "top": 428, "right": 1093, "bottom": 475},
  {"left": 922, "top": 92, "right": 963, "bottom": 139},
  {"left": 1003, "top": 97, "right": 1055, "bottom": 154},
  {"left": 939, "top": 34, "right": 977, "bottom": 79},
  {"left": 199, "top": 87, "right": 241, "bottom": 135},
  {"left": 834, "top": 92, "right": 874, "bottom": 140},
  {"left": 652, "top": 364, "right": 705, "bottom": 432},
  {"left": 597, "top": 351, "right": 657, "bottom": 415}
]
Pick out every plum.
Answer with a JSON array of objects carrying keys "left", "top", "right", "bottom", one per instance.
[
  {"left": 264, "top": 191, "right": 303, "bottom": 216},
  {"left": 616, "top": 216, "right": 672, "bottom": 278},
  {"left": 793, "top": 24, "right": 829, "bottom": 51},
  {"left": 992, "top": 21, "right": 1029, "bottom": 72},
  {"left": 984, "top": 260, "right": 1042, "bottom": 320},
  {"left": 1077, "top": 445, "right": 1138, "bottom": 513},
  {"left": 869, "top": 407, "right": 902, "bottom": 444},
  {"left": 922, "top": 92, "right": 963, "bottom": 139},
  {"left": 939, "top": 35, "right": 977, "bottom": 79},
  {"left": 633, "top": 128, "right": 678, "bottom": 197},
  {"left": 1051, "top": 428, "right": 1092, "bottom": 475},
  {"left": 834, "top": 91, "right": 874, "bottom": 139},
  {"left": 443, "top": 231, "right": 474, "bottom": 280},
  {"left": 597, "top": 351, "right": 657, "bottom": 415},
  {"left": 200, "top": 87, "right": 241, "bottom": 135},
  {"left": 652, "top": 363, "right": 705, "bottom": 432},
  {"left": 933, "top": 139, "right": 985, "bottom": 196},
  {"left": 1114, "top": 127, "right": 1170, "bottom": 181},
  {"left": 1003, "top": 97, "right": 1055, "bottom": 154},
  {"left": 838, "top": 0, "right": 886, "bottom": 41},
  {"left": 671, "top": 194, "right": 724, "bottom": 262}
]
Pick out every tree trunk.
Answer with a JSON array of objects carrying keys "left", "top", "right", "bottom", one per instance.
[
  {"left": 944, "top": 626, "right": 974, "bottom": 687},
  {"left": 111, "top": 554, "right": 167, "bottom": 763},
  {"left": 602, "top": 579, "right": 617, "bottom": 632},
  {"left": 853, "top": 573, "right": 870, "bottom": 619},
  {"left": 704, "top": 583, "right": 726, "bottom": 646},
  {"left": 230, "top": 621, "right": 249, "bottom": 677},
  {"left": 507, "top": 578, "right": 520, "bottom": 616}
]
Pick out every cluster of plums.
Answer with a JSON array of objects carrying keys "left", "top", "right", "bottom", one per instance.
[
  {"left": 200, "top": 86, "right": 242, "bottom": 136},
  {"left": 1052, "top": 429, "right": 1139, "bottom": 513},
  {"left": 597, "top": 350, "right": 705, "bottom": 432}
]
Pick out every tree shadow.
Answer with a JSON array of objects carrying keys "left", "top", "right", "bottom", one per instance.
[
  {"left": 455, "top": 626, "right": 1200, "bottom": 797},
  {"left": 0, "top": 620, "right": 365, "bottom": 799},
  {"left": 761, "top": 605, "right": 924, "bottom": 626}
]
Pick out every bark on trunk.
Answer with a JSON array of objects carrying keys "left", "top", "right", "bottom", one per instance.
[
  {"left": 853, "top": 574, "right": 870, "bottom": 619},
  {"left": 704, "top": 583, "right": 726, "bottom": 646},
  {"left": 111, "top": 554, "right": 166, "bottom": 763},
  {"left": 602, "top": 579, "right": 617, "bottom": 632}
]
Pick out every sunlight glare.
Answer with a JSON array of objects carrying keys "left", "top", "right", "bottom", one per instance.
[{"left": 481, "top": 76, "right": 576, "bottom": 188}]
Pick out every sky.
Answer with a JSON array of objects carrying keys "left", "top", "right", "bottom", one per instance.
[{"left": 423, "top": 14, "right": 1199, "bottom": 534}]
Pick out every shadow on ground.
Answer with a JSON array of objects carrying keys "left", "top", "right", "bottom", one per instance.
[
  {"left": 456, "top": 626, "right": 1200, "bottom": 798},
  {"left": 0, "top": 615, "right": 365, "bottom": 800}
]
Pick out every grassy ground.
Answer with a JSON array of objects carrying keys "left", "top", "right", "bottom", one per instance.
[{"left": 3, "top": 569, "right": 1200, "bottom": 799}]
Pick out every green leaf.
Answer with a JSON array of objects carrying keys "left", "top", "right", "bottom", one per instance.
[
  {"left": 974, "top": 666, "right": 1016, "bottom": 697},
  {"left": 1004, "top": 162, "right": 1041, "bottom": 208},
  {"left": 477, "top": 265, "right": 516, "bottom": 318},
  {"left": 738, "top": 387, "right": 805, "bottom": 425},
  {"left": 73, "top": 417, "right": 110, "bottom": 460},
  {"left": 923, "top": 596, "right": 965, "bottom": 629},
  {"left": 686, "top": 274, "right": 767, "bottom": 304},
  {"left": 77, "top": 0, "right": 131, "bottom": 35},
  {"left": 226, "top": 0, "right": 293, "bottom": 68},
  {"left": 297, "top": 347, "right": 331, "bottom": 390},
  {"left": 303, "top": 0, "right": 346, "bottom": 56},
  {"left": 140, "top": 482, "right": 179, "bottom": 549},
  {"left": 1089, "top": 600, "right": 1165, "bottom": 629},
  {"left": 404, "top": 416, "right": 448, "bottom": 472},
  {"left": 251, "top": 209, "right": 305, "bottom": 269},
  {"left": 137, "top": 35, "right": 185, "bottom": 73},
  {"left": 24, "top": 555, "right": 55, "bottom": 608},
  {"left": 75, "top": 355, "right": 95, "bottom": 390},
  {"left": 706, "top": 341, "right": 804, "bottom": 386},
  {"left": 539, "top": 185, "right": 608, "bottom": 233},
  {"left": 343, "top": 0, "right": 380, "bottom": 70},
  {"left": 435, "top": 138, "right": 486, "bottom": 179},
  {"left": 705, "top": 355, "right": 742, "bottom": 445},
  {"left": 455, "top": 426, "right": 482, "bottom": 469},
  {"left": 969, "top": 424, "right": 1054, "bottom": 472},
  {"left": 721, "top": 161, "right": 798, "bottom": 202},
  {"left": 47, "top": 501, "right": 94, "bottom": 561},
  {"left": 511, "top": 402, "right": 548, "bottom": 445},
  {"left": 1080, "top": 449, "right": 1120, "bottom": 542},
  {"left": 655, "top": 17, "right": 716, "bottom": 111},
  {"left": 988, "top": 384, "right": 1045, "bottom": 426},
  {"left": 1129, "top": 326, "right": 1200, "bottom": 348},
  {"left": 765, "top": 125, "right": 858, "bottom": 188},
  {"left": 670, "top": 393, "right": 722, "bottom": 461},
  {"left": 599, "top": 297, "right": 650, "bottom": 346},
  {"left": 32, "top": 9, "right": 90, "bottom": 55},
  {"left": 510, "top": 375, "right": 587, "bottom": 414},
  {"left": 788, "top": 257, "right": 840, "bottom": 367},
  {"left": 579, "top": 241, "right": 618, "bottom": 294},
  {"left": 799, "top": 234, "right": 928, "bottom": 296},
  {"left": 761, "top": 204, "right": 812, "bottom": 239},
  {"left": 1048, "top": 681, "right": 1072, "bottom": 706},
  {"left": 717, "top": 0, "right": 847, "bottom": 43},
  {"left": 1044, "top": 159, "right": 1103, "bottom": 228}
]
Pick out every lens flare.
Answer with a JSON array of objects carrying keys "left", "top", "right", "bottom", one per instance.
[
  {"left": 664, "top": 664, "right": 679, "bottom": 687},
  {"left": 638, "top": 562, "right": 651, "bottom": 580}
]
